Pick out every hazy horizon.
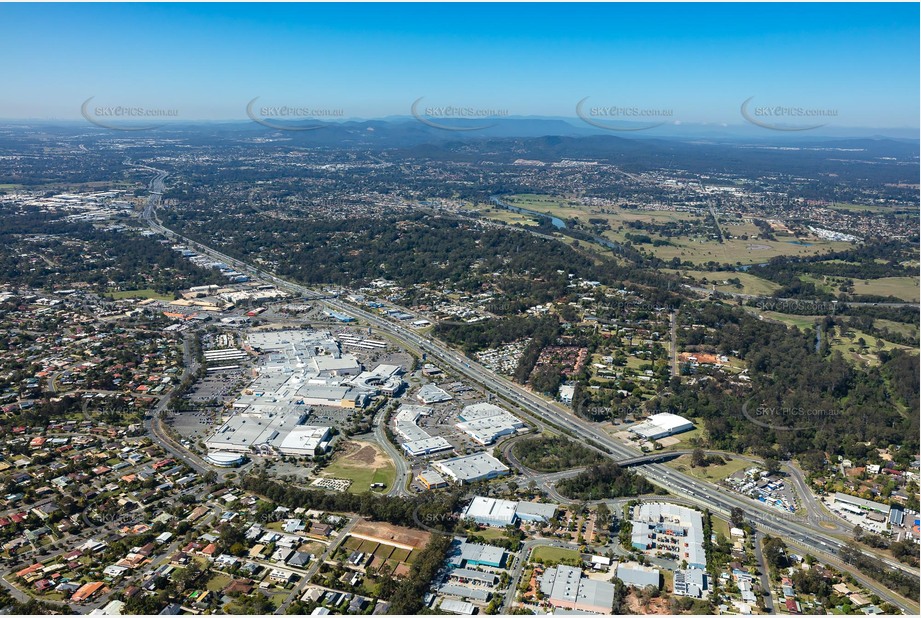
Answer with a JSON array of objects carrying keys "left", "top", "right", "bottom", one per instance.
[{"left": 1, "top": 2, "right": 918, "bottom": 133}]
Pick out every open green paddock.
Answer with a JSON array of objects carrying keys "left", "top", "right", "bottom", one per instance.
[
  {"left": 357, "top": 539, "right": 379, "bottom": 553},
  {"left": 373, "top": 544, "right": 395, "bottom": 559}
]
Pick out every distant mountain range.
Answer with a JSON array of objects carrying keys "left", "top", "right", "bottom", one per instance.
[{"left": 2, "top": 116, "right": 918, "bottom": 143}]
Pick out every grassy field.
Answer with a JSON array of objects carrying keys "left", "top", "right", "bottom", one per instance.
[
  {"left": 474, "top": 527, "right": 511, "bottom": 541},
  {"left": 711, "top": 516, "right": 732, "bottom": 540},
  {"left": 669, "top": 269, "right": 781, "bottom": 296},
  {"left": 390, "top": 547, "right": 411, "bottom": 562},
  {"left": 874, "top": 319, "right": 919, "bottom": 339},
  {"left": 666, "top": 453, "right": 753, "bottom": 482},
  {"left": 851, "top": 277, "right": 919, "bottom": 302},
  {"left": 559, "top": 236, "right": 624, "bottom": 264},
  {"left": 205, "top": 573, "right": 233, "bottom": 592},
  {"left": 477, "top": 194, "right": 858, "bottom": 268},
  {"left": 504, "top": 195, "right": 853, "bottom": 265},
  {"left": 503, "top": 193, "right": 578, "bottom": 215},
  {"left": 531, "top": 545, "right": 582, "bottom": 565},
  {"left": 645, "top": 236, "right": 853, "bottom": 266},
  {"left": 826, "top": 202, "right": 901, "bottom": 213},
  {"left": 320, "top": 440, "right": 396, "bottom": 494},
  {"left": 659, "top": 427, "right": 705, "bottom": 450},
  {"left": 827, "top": 325, "right": 916, "bottom": 366},
  {"left": 743, "top": 309, "right": 821, "bottom": 331},
  {"left": 108, "top": 288, "right": 175, "bottom": 301},
  {"left": 662, "top": 568, "right": 674, "bottom": 593},
  {"left": 798, "top": 274, "right": 840, "bottom": 296},
  {"left": 784, "top": 273, "right": 921, "bottom": 302}
]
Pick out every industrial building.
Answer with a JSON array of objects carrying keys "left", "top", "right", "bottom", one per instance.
[
  {"left": 434, "top": 453, "right": 509, "bottom": 484},
  {"left": 205, "top": 405, "right": 308, "bottom": 453},
  {"left": 417, "top": 470, "right": 449, "bottom": 490},
  {"left": 416, "top": 383, "right": 453, "bottom": 404},
  {"left": 455, "top": 402, "right": 527, "bottom": 445},
  {"left": 312, "top": 356, "right": 361, "bottom": 377},
  {"left": 204, "top": 406, "right": 331, "bottom": 458},
  {"left": 438, "top": 600, "right": 476, "bottom": 615},
  {"left": 629, "top": 413, "right": 695, "bottom": 440},
  {"left": 833, "top": 492, "right": 891, "bottom": 516},
  {"left": 234, "top": 330, "right": 375, "bottom": 408},
  {"left": 514, "top": 501, "right": 558, "bottom": 523},
  {"left": 449, "top": 569, "right": 499, "bottom": 586},
  {"left": 615, "top": 562, "right": 660, "bottom": 589},
  {"left": 393, "top": 405, "right": 453, "bottom": 457},
  {"left": 462, "top": 496, "right": 559, "bottom": 526},
  {"left": 202, "top": 349, "right": 248, "bottom": 363},
  {"left": 539, "top": 565, "right": 616, "bottom": 614},
  {"left": 673, "top": 568, "right": 709, "bottom": 598},
  {"left": 437, "top": 584, "right": 490, "bottom": 602},
  {"left": 323, "top": 310, "right": 355, "bottom": 323},
  {"left": 631, "top": 503, "right": 706, "bottom": 569},
  {"left": 463, "top": 496, "right": 518, "bottom": 527},
  {"left": 448, "top": 539, "right": 508, "bottom": 569}
]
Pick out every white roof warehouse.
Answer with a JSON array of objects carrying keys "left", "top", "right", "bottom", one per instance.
[{"left": 629, "top": 412, "right": 694, "bottom": 440}]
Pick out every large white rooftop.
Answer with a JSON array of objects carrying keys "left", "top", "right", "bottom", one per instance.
[
  {"left": 435, "top": 453, "right": 509, "bottom": 483},
  {"left": 463, "top": 496, "right": 518, "bottom": 525},
  {"left": 629, "top": 412, "right": 694, "bottom": 439}
]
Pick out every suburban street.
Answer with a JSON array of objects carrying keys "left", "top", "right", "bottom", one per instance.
[
  {"left": 371, "top": 407, "right": 411, "bottom": 497},
  {"left": 274, "top": 516, "right": 360, "bottom": 614}
]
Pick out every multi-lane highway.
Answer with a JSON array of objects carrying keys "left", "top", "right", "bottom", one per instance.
[{"left": 137, "top": 169, "right": 918, "bottom": 613}]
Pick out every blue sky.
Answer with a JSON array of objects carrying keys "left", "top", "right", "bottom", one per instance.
[{"left": 1, "top": 2, "right": 918, "bottom": 128}]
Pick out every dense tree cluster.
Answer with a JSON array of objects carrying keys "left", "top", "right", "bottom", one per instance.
[
  {"left": 556, "top": 462, "right": 656, "bottom": 500},
  {"left": 511, "top": 436, "right": 606, "bottom": 472},
  {"left": 238, "top": 474, "right": 462, "bottom": 531},
  {"left": 435, "top": 315, "right": 554, "bottom": 355},
  {"left": 839, "top": 545, "right": 919, "bottom": 602},
  {"left": 386, "top": 534, "right": 452, "bottom": 614},
  {"left": 662, "top": 303, "right": 919, "bottom": 459},
  {"left": 0, "top": 207, "right": 224, "bottom": 293},
  {"left": 166, "top": 211, "right": 611, "bottom": 291}
]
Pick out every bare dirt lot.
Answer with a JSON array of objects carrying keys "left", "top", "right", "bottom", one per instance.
[
  {"left": 627, "top": 592, "right": 672, "bottom": 614},
  {"left": 351, "top": 519, "right": 432, "bottom": 549},
  {"left": 336, "top": 440, "right": 390, "bottom": 468}
]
